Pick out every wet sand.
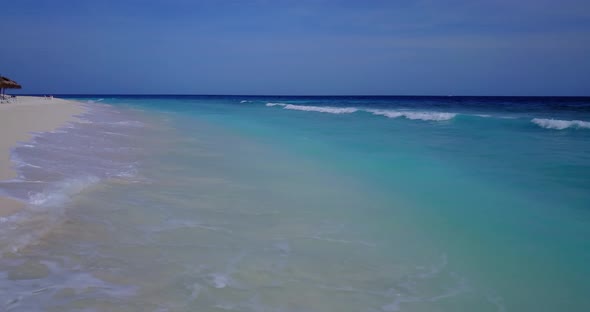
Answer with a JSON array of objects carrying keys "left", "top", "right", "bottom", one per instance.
[{"left": 0, "top": 96, "right": 84, "bottom": 216}]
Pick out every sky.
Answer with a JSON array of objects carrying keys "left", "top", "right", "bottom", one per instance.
[{"left": 1, "top": 0, "right": 589, "bottom": 96}]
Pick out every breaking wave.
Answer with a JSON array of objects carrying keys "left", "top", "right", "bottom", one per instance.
[
  {"left": 531, "top": 118, "right": 590, "bottom": 130},
  {"left": 266, "top": 103, "right": 357, "bottom": 114},
  {"left": 284, "top": 104, "right": 358, "bottom": 114},
  {"left": 367, "top": 109, "right": 456, "bottom": 121},
  {"left": 265, "top": 103, "right": 455, "bottom": 120}
]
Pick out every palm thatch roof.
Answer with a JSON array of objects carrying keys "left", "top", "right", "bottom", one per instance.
[{"left": 0, "top": 76, "right": 22, "bottom": 89}]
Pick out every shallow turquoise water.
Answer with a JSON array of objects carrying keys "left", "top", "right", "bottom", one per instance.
[{"left": 1, "top": 96, "right": 589, "bottom": 311}]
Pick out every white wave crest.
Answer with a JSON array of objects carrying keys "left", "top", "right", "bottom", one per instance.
[
  {"left": 366, "top": 109, "right": 404, "bottom": 119},
  {"left": 283, "top": 104, "right": 358, "bottom": 114},
  {"left": 404, "top": 112, "right": 456, "bottom": 121},
  {"left": 266, "top": 103, "right": 358, "bottom": 114},
  {"left": 367, "top": 109, "right": 456, "bottom": 121},
  {"left": 531, "top": 118, "right": 590, "bottom": 130},
  {"left": 266, "top": 103, "right": 456, "bottom": 120}
]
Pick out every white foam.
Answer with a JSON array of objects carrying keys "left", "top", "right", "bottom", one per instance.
[
  {"left": 10, "top": 153, "right": 42, "bottom": 169},
  {"left": 366, "top": 109, "right": 404, "bottom": 119},
  {"left": 266, "top": 103, "right": 358, "bottom": 114},
  {"left": 0, "top": 176, "right": 100, "bottom": 255},
  {"left": 28, "top": 176, "right": 100, "bottom": 207},
  {"left": 113, "top": 163, "right": 139, "bottom": 180},
  {"left": 393, "top": 111, "right": 456, "bottom": 121},
  {"left": 367, "top": 109, "right": 456, "bottom": 121},
  {"left": 283, "top": 104, "right": 358, "bottom": 114},
  {"left": 531, "top": 118, "right": 590, "bottom": 130},
  {"left": 0, "top": 103, "right": 148, "bottom": 257},
  {"left": 266, "top": 103, "right": 456, "bottom": 120}
]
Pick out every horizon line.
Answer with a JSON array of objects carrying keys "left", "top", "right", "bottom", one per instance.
[{"left": 15, "top": 93, "right": 590, "bottom": 98}]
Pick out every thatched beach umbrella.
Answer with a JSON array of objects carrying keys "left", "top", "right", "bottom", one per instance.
[{"left": 0, "top": 76, "right": 22, "bottom": 95}]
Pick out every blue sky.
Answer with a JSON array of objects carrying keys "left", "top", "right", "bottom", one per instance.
[{"left": 1, "top": 0, "right": 589, "bottom": 95}]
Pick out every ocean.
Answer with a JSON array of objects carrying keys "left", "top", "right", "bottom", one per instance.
[{"left": 1, "top": 95, "right": 589, "bottom": 311}]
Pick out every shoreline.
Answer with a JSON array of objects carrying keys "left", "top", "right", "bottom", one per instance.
[{"left": 0, "top": 96, "right": 85, "bottom": 216}]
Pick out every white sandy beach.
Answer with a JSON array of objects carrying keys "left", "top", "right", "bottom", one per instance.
[{"left": 0, "top": 96, "right": 84, "bottom": 216}]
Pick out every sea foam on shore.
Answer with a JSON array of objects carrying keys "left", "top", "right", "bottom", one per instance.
[{"left": 0, "top": 101, "right": 147, "bottom": 254}]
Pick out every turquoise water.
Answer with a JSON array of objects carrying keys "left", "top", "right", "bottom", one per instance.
[{"left": 1, "top": 96, "right": 589, "bottom": 311}]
